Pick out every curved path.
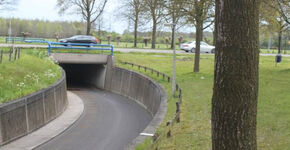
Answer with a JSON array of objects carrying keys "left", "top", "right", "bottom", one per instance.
[{"left": 36, "top": 88, "right": 152, "bottom": 150}]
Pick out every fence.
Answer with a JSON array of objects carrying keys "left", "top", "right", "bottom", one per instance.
[
  {"left": 0, "top": 47, "right": 21, "bottom": 64},
  {"left": 47, "top": 42, "right": 114, "bottom": 56},
  {"left": 120, "top": 61, "right": 183, "bottom": 150},
  {"left": 5, "top": 37, "right": 46, "bottom": 43}
]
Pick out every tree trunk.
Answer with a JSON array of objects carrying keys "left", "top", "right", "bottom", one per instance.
[
  {"left": 171, "top": 26, "right": 176, "bottom": 49},
  {"left": 151, "top": 19, "right": 157, "bottom": 49},
  {"left": 194, "top": 18, "right": 202, "bottom": 72},
  {"left": 134, "top": 16, "right": 138, "bottom": 48},
  {"left": 86, "top": 15, "right": 91, "bottom": 35},
  {"left": 278, "top": 30, "right": 282, "bottom": 54},
  {"left": 212, "top": 1, "right": 259, "bottom": 150}
]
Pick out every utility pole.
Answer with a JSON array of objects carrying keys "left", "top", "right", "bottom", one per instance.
[{"left": 165, "top": 23, "right": 176, "bottom": 96}]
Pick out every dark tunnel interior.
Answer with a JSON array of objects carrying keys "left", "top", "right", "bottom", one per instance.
[{"left": 59, "top": 64, "right": 107, "bottom": 89}]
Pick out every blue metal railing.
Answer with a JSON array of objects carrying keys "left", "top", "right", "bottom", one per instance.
[
  {"left": 5, "top": 37, "right": 46, "bottom": 43},
  {"left": 47, "top": 42, "right": 114, "bottom": 56}
]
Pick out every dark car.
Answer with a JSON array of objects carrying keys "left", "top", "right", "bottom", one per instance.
[{"left": 59, "top": 35, "right": 99, "bottom": 46}]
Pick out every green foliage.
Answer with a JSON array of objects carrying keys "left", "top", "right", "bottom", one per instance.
[
  {"left": 0, "top": 55, "right": 61, "bottom": 104},
  {"left": 116, "top": 53, "right": 290, "bottom": 150},
  {"left": 0, "top": 18, "right": 86, "bottom": 38}
]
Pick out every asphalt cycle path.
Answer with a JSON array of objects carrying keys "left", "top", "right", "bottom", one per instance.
[{"left": 36, "top": 88, "right": 152, "bottom": 150}]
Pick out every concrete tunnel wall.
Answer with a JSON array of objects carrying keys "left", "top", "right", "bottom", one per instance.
[
  {"left": 0, "top": 70, "right": 68, "bottom": 146},
  {"left": 60, "top": 55, "right": 167, "bottom": 148},
  {"left": 59, "top": 63, "right": 107, "bottom": 89}
]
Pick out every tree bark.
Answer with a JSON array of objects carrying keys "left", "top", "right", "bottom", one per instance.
[
  {"left": 86, "top": 15, "right": 91, "bottom": 35},
  {"left": 212, "top": 1, "right": 259, "bottom": 150},
  {"left": 171, "top": 26, "right": 176, "bottom": 49},
  {"left": 278, "top": 30, "right": 282, "bottom": 54},
  {"left": 151, "top": 19, "right": 157, "bottom": 49},
  {"left": 134, "top": 16, "right": 138, "bottom": 48},
  {"left": 194, "top": 4, "right": 203, "bottom": 73}
]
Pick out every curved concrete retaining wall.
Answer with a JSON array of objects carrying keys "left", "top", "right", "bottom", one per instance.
[
  {"left": 0, "top": 70, "right": 68, "bottom": 146},
  {"left": 105, "top": 66, "right": 167, "bottom": 148}
]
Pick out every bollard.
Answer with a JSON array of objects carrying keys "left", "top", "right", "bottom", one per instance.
[
  {"left": 144, "top": 66, "right": 147, "bottom": 72},
  {"left": 176, "top": 84, "right": 179, "bottom": 91},
  {"left": 167, "top": 77, "right": 170, "bottom": 82}
]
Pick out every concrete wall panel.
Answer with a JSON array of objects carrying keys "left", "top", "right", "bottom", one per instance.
[
  {"left": 0, "top": 70, "right": 67, "bottom": 146},
  {"left": 44, "top": 88, "right": 56, "bottom": 122},
  {"left": 105, "top": 67, "right": 168, "bottom": 148},
  {"left": 27, "top": 93, "right": 45, "bottom": 132},
  {"left": 0, "top": 99, "right": 27, "bottom": 144}
]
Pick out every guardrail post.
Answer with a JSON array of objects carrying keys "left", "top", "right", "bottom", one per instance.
[
  {"left": 48, "top": 42, "right": 52, "bottom": 55},
  {"left": 111, "top": 45, "right": 114, "bottom": 56}
]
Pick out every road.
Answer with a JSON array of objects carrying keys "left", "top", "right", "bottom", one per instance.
[
  {"left": 35, "top": 88, "right": 152, "bottom": 150},
  {"left": 0, "top": 43, "right": 289, "bottom": 57}
]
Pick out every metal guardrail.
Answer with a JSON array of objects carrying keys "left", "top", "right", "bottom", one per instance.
[
  {"left": 120, "top": 61, "right": 183, "bottom": 150},
  {"left": 5, "top": 37, "right": 46, "bottom": 43},
  {"left": 47, "top": 42, "right": 114, "bottom": 56}
]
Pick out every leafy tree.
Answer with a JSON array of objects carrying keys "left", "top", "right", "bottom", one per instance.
[
  {"left": 144, "top": 0, "right": 165, "bottom": 49},
  {"left": 57, "top": 0, "right": 108, "bottom": 35},
  {"left": 183, "top": 0, "right": 214, "bottom": 72},
  {"left": 212, "top": 0, "right": 260, "bottom": 149},
  {"left": 164, "top": 0, "right": 185, "bottom": 49},
  {"left": 261, "top": 0, "right": 289, "bottom": 53},
  {"left": 120, "top": 0, "right": 145, "bottom": 47}
]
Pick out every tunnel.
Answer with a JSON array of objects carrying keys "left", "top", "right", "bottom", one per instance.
[{"left": 60, "top": 63, "right": 107, "bottom": 89}]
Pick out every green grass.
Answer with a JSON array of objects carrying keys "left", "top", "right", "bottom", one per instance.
[
  {"left": 0, "top": 54, "right": 61, "bottom": 104},
  {"left": 115, "top": 53, "right": 290, "bottom": 150}
]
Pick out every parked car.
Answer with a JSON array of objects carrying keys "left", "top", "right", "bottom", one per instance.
[
  {"left": 59, "top": 35, "right": 99, "bottom": 46},
  {"left": 180, "top": 41, "right": 215, "bottom": 53}
]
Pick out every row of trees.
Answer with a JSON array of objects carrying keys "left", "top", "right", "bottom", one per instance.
[{"left": 0, "top": 18, "right": 87, "bottom": 38}]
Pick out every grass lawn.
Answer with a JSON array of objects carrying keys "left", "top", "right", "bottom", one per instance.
[
  {"left": 116, "top": 53, "right": 290, "bottom": 150},
  {"left": 0, "top": 54, "right": 61, "bottom": 104}
]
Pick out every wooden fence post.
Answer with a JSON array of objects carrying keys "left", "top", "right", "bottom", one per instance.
[
  {"left": 0, "top": 50, "right": 3, "bottom": 63},
  {"left": 14, "top": 48, "right": 18, "bottom": 60},
  {"left": 9, "top": 48, "right": 13, "bottom": 61},
  {"left": 17, "top": 48, "right": 21, "bottom": 59}
]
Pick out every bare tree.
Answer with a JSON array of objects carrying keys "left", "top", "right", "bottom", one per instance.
[
  {"left": 212, "top": 0, "right": 260, "bottom": 149},
  {"left": 144, "top": 0, "right": 165, "bottom": 49},
  {"left": 120, "top": 0, "right": 145, "bottom": 47},
  {"left": 57, "top": 0, "right": 108, "bottom": 35},
  {"left": 184, "top": 0, "right": 214, "bottom": 72},
  {"left": 0, "top": 0, "right": 18, "bottom": 10}
]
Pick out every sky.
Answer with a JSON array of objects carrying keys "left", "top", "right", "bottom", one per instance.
[{"left": 0, "top": 0, "right": 128, "bottom": 33}]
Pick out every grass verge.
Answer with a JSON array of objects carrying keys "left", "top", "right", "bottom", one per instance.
[
  {"left": 115, "top": 52, "right": 290, "bottom": 150},
  {"left": 0, "top": 54, "right": 61, "bottom": 104}
]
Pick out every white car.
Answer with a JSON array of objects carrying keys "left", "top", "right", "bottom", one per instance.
[{"left": 180, "top": 41, "right": 215, "bottom": 53}]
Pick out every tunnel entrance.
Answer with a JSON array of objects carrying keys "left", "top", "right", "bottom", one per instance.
[{"left": 60, "top": 63, "right": 107, "bottom": 89}]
